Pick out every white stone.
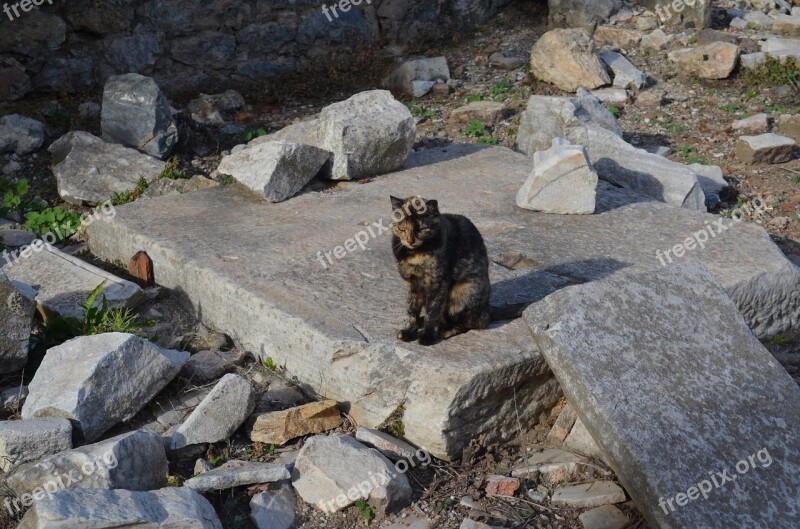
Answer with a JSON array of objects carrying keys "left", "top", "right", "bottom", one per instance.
[
  {"left": 579, "top": 505, "right": 629, "bottom": 529},
  {"left": 250, "top": 482, "right": 296, "bottom": 529},
  {"left": 355, "top": 427, "right": 420, "bottom": 460},
  {"left": 0, "top": 114, "right": 45, "bottom": 155},
  {"left": 530, "top": 29, "right": 611, "bottom": 92},
  {"left": 563, "top": 417, "right": 605, "bottom": 461},
  {"left": 0, "top": 417, "right": 72, "bottom": 472},
  {"left": 382, "top": 57, "right": 450, "bottom": 96},
  {"left": 0, "top": 268, "right": 34, "bottom": 374},
  {"left": 589, "top": 88, "right": 629, "bottom": 104},
  {"left": 184, "top": 460, "right": 290, "bottom": 491},
  {"left": 599, "top": 51, "right": 645, "bottom": 90},
  {"left": 551, "top": 482, "right": 626, "bottom": 509}
]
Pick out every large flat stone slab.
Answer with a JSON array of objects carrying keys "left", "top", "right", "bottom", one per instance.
[
  {"left": 87, "top": 145, "right": 800, "bottom": 458},
  {"left": 523, "top": 263, "right": 800, "bottom": 528}
]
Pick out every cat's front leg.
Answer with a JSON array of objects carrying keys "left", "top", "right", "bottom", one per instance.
[
  {"left": 398, "top": 281, "right": 424, "bottom": 342},
  {"left": 419, "top": 287, "right": 448, "bottom": 346}
]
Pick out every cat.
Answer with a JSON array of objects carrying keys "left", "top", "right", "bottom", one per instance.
[{"left": 390, "top": 196, "right": 491, "bottom": 346}]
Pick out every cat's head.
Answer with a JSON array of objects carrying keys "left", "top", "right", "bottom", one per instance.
[{"left": 389, "top": 196, "right": 440, "bottom": 249}]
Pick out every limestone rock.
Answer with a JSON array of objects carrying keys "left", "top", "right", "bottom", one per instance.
[
  {"left": 773, "top": 14, "right": 800, "bottom": 36},
  {"left": 530, "top": 29, "right": 611, "bottom": 92},
  {"left": 250, "top": 483, "right": 296, "bottom": 529},
  {"left": 687, "top": 163, "right": 728, "bottom": 209},
  {"left": 732, "top": 113, "right": 769, "bottom": 134},
  {"left": 589, "top": 88, "right": 629, "bottom": 104},
  {"left": 22, "top": 333, "right": 188, "bottom": 441},
  {"left": 593, "top": 27, "right": 643, "bottom": 50},
  {"left": 777, "top": 114, "right": 800, "bottom": 141},
  {"left": 735, "top": 133, "right": 796, "bottom": 164},
  {"left": 182, "top": 349, "right": 246, "bottom": 382},
  {"left": 563, "top": 417, "right": 605, "bottom": 461},
  {"left": 4, "top": 244, "right": 144, "bottom": 320},
  {"left": 250, "top": 400, "right": 341, "bottom": 445},
  {"left": 49, "top": 131, "right": 166, "bottom": 206},
  {"left": 0, "top": 418, "right": 72, "bottom": 472},
  {"left": 668, "top": 42, "right": 740, "bottom": 79},
  {"left": 599, "top": 51, "right": 645, "bottom": 90},
  {"left": 546, "top": 404, "right": 577, "bottom": 445},
  {"left": 548, "top": 0, "right": 621, "bottom": 31},
  {"left": 317, "top": 90, "right": 416, "bottom": 181},
  {"left": 0, "top": 58, "right": 31, "bottom": 101},
  {"left": 17, "top": 488, "right": 222, "bottom": 529},
  {"left": 218, "top": 141, "right": 331, "bottom": 202},
  {"left": 0, "top": 386, "right": 28, "bottom": 418},
  {"left": 293, "top": 434, "right": 412, "bottom": 514},
  {"left": 355, "top": 427, "right": 419, "bottom": 460},
  {"left": 141, "top": 175, "right": 218, "bottom": 199},
  {"left": 511, "top": 448, "right": 587, "bottom": 483},
  {"left": 101, "top": 73, "right": 178, "bottom": 159},
  {"left": 448, "top": 101, "right": 507, "bottom": 133},
  {"left": 183, "top": 460, "right": 290, "bottom": 492},
  {"left": 516, "top": 138, "right": 597, "bottom": 215},
  {"left": 640, "top": 0, "right": 711, "bottom": 27},
  {"left": 382, "top": 57, "right": 450, "bottom": 96},
  {"left": 0, "top": 114, "right": 45, "bottom": 156},
  {"left": 7, "top": 430, "right": 168, "bottom": 497},
  {"left": 169, "top": 374, "right": 256, "bottom": 450},
  {"left": 524, "top": 262, "right": 800, "bottom": 528},
  {"left": 579, "top": 505, "right": 629, "bottom": 529},
  {"left": 640, "top": 29, "right": 672, "bottom": 52},
  {"left": 551, "top": 482, "right": 625, "bottom": 509},
  {"left": 187, "top": 90, "right": 245, "bottom": 125},
  {"left": 0, "top": 269, "right": 35, "bottom": 374}
]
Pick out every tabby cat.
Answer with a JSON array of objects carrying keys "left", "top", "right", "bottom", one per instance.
[{"left": 390, "top": 196, "right": 491, "bottom": 346}]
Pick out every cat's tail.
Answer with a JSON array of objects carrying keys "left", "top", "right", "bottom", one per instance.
[{"left": 489, "top": 302, "right": 532, "bottom": 322}]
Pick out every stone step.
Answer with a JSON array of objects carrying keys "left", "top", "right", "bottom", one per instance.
[{"left": 86, "top": 145, "right": 800, "bottom": 458}]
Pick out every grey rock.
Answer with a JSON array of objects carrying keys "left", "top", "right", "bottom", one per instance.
[
  {"left": 103, "top": 33, "right": 162, "bottom": 75},
  {"left": 49, "top": 131, "right": 166, "bottom": 205},
  {"left": 187, "top": 90, "right": 245, "bottom": 126},
  {"left": 382, "top": 56, "right": 450, "bottom": 96},
  {"left": 760, "top": 37, "right": 800, "bottom": 59},
  {"left": 355, "top": 427, "right": 419, "bottom": 460},
  {"left": 0, "top": 386, "right": 28, "bottom": 418},
  {"left": 732, "top": 113, "right": 769, "bottom": 135},
  {"left": 78, "top": 102, "right": 101, "bottom": 120},
  {"left": 740, "top": 52, "right": 767, "bottom": 70},
  {"left": 293, "top": 434, "right": 412, "bottom": 514},
  {"left": 411, "top": 80, "right": 435, "bottom": 98},
  {"left": 250, "top": 483, "right": 296, "bottom": 529},
  {"left": 255, "top": 119, "right": 319, "bottom": 147},
  {"left": 735, "top": 133, "right": 796, "bottom": 164},
  {"left": 0, "top": 229, "right": 39, "bottom": 248},
  {"left": 0, "top": 417, "right": 72, "bottom": 472},
  {"left": 688, "top": 163, "right": 728, "bottom": 208},
  {"left": 33, "top": 57, "right": 96, "bottom": 94},
  {"left": 511, "top": 448, "right": 586, "bottom": 482},
  {"left": 194, "top": 458, "right": 213, "bottom": 475},
  {"left": 85, "top": 146, "right": 800, "bottom": 458},
  {"left": 551, "top": 481, "right": 625, "bottom": 509},
  {"left": 22, "top": 333, "right": 188, "bottom": 441},
  {"left": 17, "top": 487, "right": 222, "bottom": 529},
  {"left": 579, "top": 505, "right": 629, "bottom": 529},
  {"left": 563, "top": 417, "right": 605, "bottom": 462},
  {"left": 548, "top": 0, "right": 621, "bottom": 31},
  {"left": 516, "top": 138, "right": 597, "bottom": 215},
  {"left": 182, "top": 349, "right": 246, "bottom": 382},
  {"left": 529, "top": 29, "right": 611, "bottom": 92},
  {"left": 0, "top": 58, "right": 31, "bottom": 101},
  {"left": 745, "top": 10, "right": 775, "bottom": 29},
  {"left": 640, "top": 29, "right": 672, "bottom": 51},
  {"left": 589, "top": 88, "right": 629, "bottom": 104},
  {"left": 640, "top": 0, "right": 711, "bottom": 27},
  {"left": 0, "top": 12, "right": 66, "bottom": 56},
  {"left": 218, "top": 141, "right": 331, "bottom": 202},
  {"left": 168, "top": 374, "right": 256, "bottom": 450},
  {"left": 599, "top": 51, "right": 645, "bottom": 90},
  {"left": 7, "top": 430, "right": 168, "bottom": 497},
  {"left": 524, "top": 262, "right": 800, "bottom": 528},
  {"left": 0, "top": 114, "right": 45, "bottom": 156},
  {"left": 101, "top": 73, "right": 178, "bottom": 159},
  {"left": 3, "top": 244, "right": 144, "bottom": 320},
  {"left": 0, "top": 269, "right": 34, "bottom": 374},
  {"left": 317, "top": 90, "right": 416, "bottom": 180},
  {"left": 184, "top": 460, "right": 290, "bottom": 491},
  {"left": 141, "top": 175, "right": 218, "bottom": 199}
]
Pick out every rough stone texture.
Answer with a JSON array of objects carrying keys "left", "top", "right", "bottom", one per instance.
[
  {"left": 101, "top": 73, "right": 178, "bottom": 159},
  {"left": 563, "top": 417, "right": 605, "bottom": 461},
  {"left": 250, "top": 483, "right": 296, "bottom": 529},
  {"left": 448, "top": 102, "right": 507, "bottom": 132},
  {"left": 668, "top": 42, "right": 740, "bottom": 79},
  {"left": 548, "top": 0, "right": 621, "bottom": 31},
  {"left": 382, "top": 57, "right": 450, "bottom": 96},
  {"left": 48, "top": 131, "right": 166, "bottom": 206},
  {"left": 511, "top": 448, "right": 586, "bottom": 483},
  {"left": 732, "top": 113, "right": 769, "bottom": 134},
  {"left": 317, "top": 90, "right": 416, "bottom": 181},
  {"left": 760, "top": 37, "right": 800, "bottom": 59},
  {"left": 485, "top": 475, "right": 520, "bottom": 496},
  {"left": 86, "top": 146, "right": 800, "bottom": 457},
  {"left": 184, "top": 460, "right": 290, "bottom": 491},
  {"left": 546, "top": 403, "right": 577, "bottom": 445},
  {"left": 7, "top": 430, "right": 168, "bottom": 497},
  {"left": 593, "top": 27, "right": 643, "bottom": 50},
  {"left": 169, "top": 373, "right": 256, "bottom": 450},
  {"left": 141, "top": 175, "right": 218, "bottom": 199},
  {"left": 0, "top": 58, "right": 31, "bottom": 101},
  {"left": 640, "top": 0, "right": 711, "bottom": 28},
  {"left": 599, "top": 52, "right": 645, "bottom": 90},
  {"left": 22, "top": 333, "right": 189, "bottom": 441},
  {"left": 3, "top": 244, "right": 144, "bottom": 320},
  {"left": 0, "top": 268, "right": 35, "bottom": 374},
  {"left": 777, "top": 113, "right": 800, "bottom": 142},
  {"left": 529, "top": 29, "right": 611, "bottom": 92},
  {"left": 0, "top": 418, "right": 72, "bottom": 472},
  {"left": 355, "top": 427, "right": 419, "bottom": 460},
  {"left": 250, "top": 400, "right": 341, "bottom": 445},
  {"left": 640, "top": 29, "right": 672, "bottom": 51},
  {"left": 293, "top": 434, "right": 412, "bottom": 514},
  {"left": 218, "top": 141, "right": 331, "bottom": 202},
  {"left": 0, "top": 386, "right": 28, "bottom": 418},
  {"left": 187, "top": 90, "right": 245, "bottom": 125},
  {"left": 0, "top": 114, "right": 45, "bottom": 156},
  {"left": 688, "top": 163, "right": 729, "bottom": 208},
  {"left": 516, "top": 138, "right": 597, "bottom": 215},
  {"left": 17, "top": 487, "right": 222, "bottom": 529},
  {"left": 551, "top": 482, "right": 626, "bottom": 509},
  {"left": 182, "top": 349, "right": 247, "bottom": 382},
  {"left": 589, "top": 88, "right": 629, "bottom": 105},
  {"left": 524, "top": 263, "right": 800, "bottom": 528},
  {"left": 735, "top": 133, "right": 796, "bottom": 164},
  {"left": 516, "top": 91, "right": 622, "bottom": 158},
  {"left": 578, "top": 505, "right": 629, "bottom": 529},
  {"left": 773, "top": 14, "right": 800, "bottom": 36}
]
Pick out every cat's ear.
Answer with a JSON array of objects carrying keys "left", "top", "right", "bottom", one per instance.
[
  {"left": 390, "top": 196, "right": 405, "bottom": 210},
  {"left": 425, "top": 199, "right": 439, "bottom": 214}
]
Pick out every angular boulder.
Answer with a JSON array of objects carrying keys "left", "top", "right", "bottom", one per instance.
[
  {"left": 293, "top": 435, "right": 412, "bottom": 514},
  {"left": 735, "top": 133, "right": 796, "bottom": 164},
  {"left": 7, "top": 430, "right": 168, "bottom": 496},
  {"left": 530, "top": 29, "right": 611, "bottom": 92},
  {"left": 355, "top": 427, "right": 419, "bottom": 461},
  {"left": 0, "top": 114, "right": 45, "bottom": 156},
  {"left": 0, "top": 417, "right": 72, "bottom": 472},
  {"left": 250, "top": 400, "right": 342, "bottom": 445},
  {"left": 17, "top": 488, "right": 222, "bottom": 529},
  {"left": 22, "top": 333, "right": 189, "bottom": 441},
  {"left": 217, "top": 141, "right": 331, "bottom": 203},
  {"left": 183, "top": 460, "right": 290, "bottom": 492},
  {"left": 0, "top": 269, "right": 35, "bottom": 374},
  {"left": 523, "top": 263, "right": 800, "bottom": 528},
  {"left": 101, "top": 73, "right": 178, "bottom": 159},
  {"left": 599, "top": 51, "right": 646, "bottom": 90},
  {"left": 49, "top": 131, "right": 166, "bottom": 205},
  {"left": 640, "top": 0, "right": 711, "bottom": 28},
  {"left": 317, "top": 90, "right": 416, "bottom": 181},
  {"left": 187, "top": 90, "right": 245, "bottom": 126},
  {"left": 382, "top": 56, "right": 450, "bottom": 97},
  {"left": 668, "top": 42, "right": 740, "bottom": 79},
  {"left": 516, "top": 138, "right": 597, "bottom": 214},
  {"left": 168, "top": 373, "right": 256, "bottom": 450},
  {"left": 251, "top": 483, "right": 296, "bottom": 529}
]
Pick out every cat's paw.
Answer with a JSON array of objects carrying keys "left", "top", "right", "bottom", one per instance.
[
  {"left": 397, "top": 328, "right": 418, "bottom": 342},
  {"left": 418, "top": 332, "right": 438, "bottom": 346}
]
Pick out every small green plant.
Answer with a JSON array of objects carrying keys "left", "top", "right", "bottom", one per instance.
[
  {"left": 208, "top": 454, "right": 226, "bottom": 467},
  {"left": 719, "top": 103, "right": 740, "bottom": 114},
  {"left": 159, "top": 157, "right": 188, "bottom": 180},
  {"left": 241, "top": 127, "right": 268, "bottom": 142},
  {"left": 767, "top": 104, "right": 790, "bottom": 114},
  {"left": 407, "top": 103, "right": 438, "bottom": 120},
  {"left": 745, "top": 88, "right": 758, "bottom": 100},
  {"left": 771, "top": 334, "right": 793, "bottom": 346},
  {"left": 675, "top": 145, "right": 705, "bottom": 165},
  {"left": 354, "top": 500, "right": 374, "bottom": 523},
  {"left": 465, "top": 94, "right": 485, "bottom": 103},
  {"left": 607, "top": 104, "right": 622, "bottom": 119},
  {"left": 0, "top": 178, "right": 30, "bottom": 218},
  {"left": 219, "top": 174, "right": 235, "bottom": 186},
  {"left": 263, "top": 356, "right": 277, "bottom": 371},
  {"left": 112, "top": 177, "right": 149, "bottom": 205},
  {"left": 477, "top": 137, "right": 499, "bottom": 145},
  {"left": 464, "top": 119, "right": 489, "bottom": 137},
  {"left": 266, "top": 444, "right": 277, "bottom": 455},
  {"left": 166, "top": 476, "right": 183, "bottom": 487},
  {"left": 490, "top": 79, "right": 514, "bottom": 96},
  {"left": 688, "top": 35, "right": 697, "bottom": 45},
  {"left": 743, "top": 55, "right": 799, "bottom": 89},
  {"left": 23, "top": 207, "right": 81, "bottom": 240}
]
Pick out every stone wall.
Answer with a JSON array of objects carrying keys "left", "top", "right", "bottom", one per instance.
[{"left": 0, "top": 0, "right": 514, "bottom": 99}]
